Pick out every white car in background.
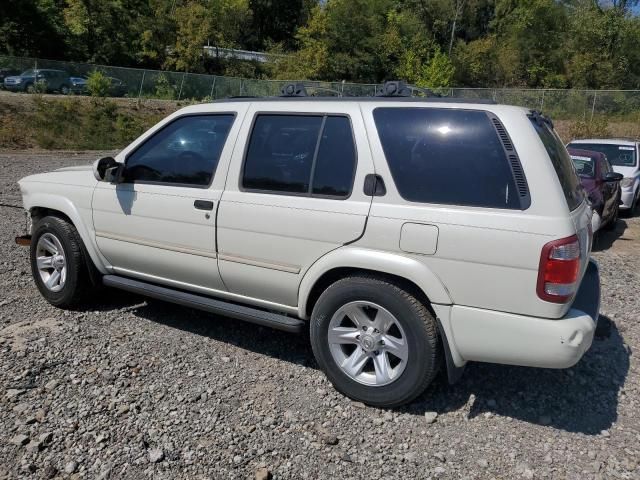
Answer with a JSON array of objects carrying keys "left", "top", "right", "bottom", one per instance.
[{"left": 567, "top": 138, "right": 640, "bottom": 215}]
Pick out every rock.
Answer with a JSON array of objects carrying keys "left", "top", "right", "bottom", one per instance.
[
  {"left": 26, "top": 440, "right": 43, "bottom": 452},
  {"left": 434, "top": 452, "right": 446, "bottom": 463},
  {"left": 64, "top": 461, "right": 78, "bottom": 474},
  {"left": 10, "top": 434, "right": 29, "bottom": 446},
  {"left": 424, "top": 411, "right": 438, "bottom": 424},
  {"left": 96, "top": 465, "right": 112, "bottom": 480},
  {"left": 44, "top": 380, "right": 59, "bottom": 391},
  {"left": 148, "top": 448, "right": 164, "bottom": 463},
  {"left": 600, "top": 430, "right": 610, "bottom": 437},
  {"left": 255, "top": 467, "right": 272, "bottom": 480},
  {"left": 477, "top": 458, "right": 489, "bottom": 468},
  {"left": 6, "top": 388, "right": 25, "bottom": 400},
  {"left": 543, "top": 453, "right": 552, "bottom": 464},
  {"left": 233, "top": 455, "right": 243, "bottom": 464},
  {"left": 523, "top": 468, "right": 535, "bottom": 479},
  {"left": 42, "top": 465, "right": 57, "bottom": 479},
  {"left": 221, "top": 356, "right": 231, "bottom": 363},
  {"left": 34, "top": 409, "right": 46, "bottom": 423},
  {"left": 434, "top": 466, "right": 446, "bottom": 476},
  {"left": 320, "top": 432, "right": 339, "bottom": 445}
]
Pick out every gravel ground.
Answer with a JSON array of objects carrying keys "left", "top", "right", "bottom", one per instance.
[{"left": 0, "top": 151, "right": 639, "bottom": 480}]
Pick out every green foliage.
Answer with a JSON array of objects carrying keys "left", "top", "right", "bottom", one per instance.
[
  {"left": 86, "top": 70, "right": 111, "bottom": 97},
  {"left": 2, "top": 0, "right": 640, "bottom": 89},
  {"left": 154, "top": 74, "right": 177, "bottom": 100}
]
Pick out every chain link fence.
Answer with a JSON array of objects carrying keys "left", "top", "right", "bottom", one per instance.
[{"left": 2, "top": 55, "right": 639, "bottom": 123}]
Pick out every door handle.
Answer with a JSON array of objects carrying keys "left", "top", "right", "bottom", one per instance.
[{"left": 194, "top": 200, "right": 214, "bottom": 210}]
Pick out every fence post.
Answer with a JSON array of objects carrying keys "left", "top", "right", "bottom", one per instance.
[
  {"left": 209, "top": 76, "right": 216, "bottom": 100},
  {"left": 540, "top": 90, "right": 545, "bottom": 112},
  {"left": 178, "top": 72, "right": 186, "bottom": 100},
  {"left": 590, "top": 90, "right": 597, "bottom": 122},
  {"left": 239, "top": 79, "right": 244, "bottom": 96},
  {"left": 138, "top": 70, "right": 146, "bottom": 99}
]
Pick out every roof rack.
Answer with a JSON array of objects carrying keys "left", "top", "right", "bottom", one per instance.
[
  {"left": 280, "top": 83, "right": 309, "bottom": 97},
  {"left": 375, "top": 81, "right": 441, "bottom": 98}
]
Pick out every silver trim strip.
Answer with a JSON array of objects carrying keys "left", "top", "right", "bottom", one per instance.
[
  {"left": 96, "top": 231, "right": 217, "bottom": 259},
  {"left": 218, "top": 253, "right": 301, "bottom": 274}
]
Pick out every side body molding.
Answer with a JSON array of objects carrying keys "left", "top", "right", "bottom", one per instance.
[
  {"left": 297, "top": 246, "right": 453, "bottom": 319},
  {"left": 22, "top": 191, "right": 109, "bottom": 274}
]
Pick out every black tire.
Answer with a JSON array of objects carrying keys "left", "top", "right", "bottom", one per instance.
[
  {"left": 603, "top": 203, "right": 619, "bottom": 231},
  {"left": 30, "top": 216, "right": 89, "bottom": 308},
  {"left": 310, "top": 275, "right": 440, "bottom": 408}
]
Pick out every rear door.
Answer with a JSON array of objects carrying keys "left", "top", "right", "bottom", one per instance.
[{"left": 216, "top": 102, "right": 373, "bottom": 308}]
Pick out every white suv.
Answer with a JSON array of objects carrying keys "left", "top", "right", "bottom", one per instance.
[
  {"left": 17, "top": 84, "right": 600, "bottom": 407},
  {"left": 567, "top": 138, "right": 640, "bottom": 214}
]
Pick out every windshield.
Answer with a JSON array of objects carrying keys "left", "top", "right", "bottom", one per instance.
[
  {"left": 568, "top": 143, "right": 637, "bottom": 167},
  {"left": 20, "top": 70, "right": 34, "bottom": 76},
  {"left": 570, "top": 155, "right": 595, "bottom": 178}
]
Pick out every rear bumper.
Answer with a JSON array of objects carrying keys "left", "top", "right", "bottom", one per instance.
[{"left": 449, "top": 260, "right": 600, "bottom": 369}]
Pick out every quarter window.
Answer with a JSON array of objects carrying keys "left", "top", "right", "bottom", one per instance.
[
  {"left": 124, "top": 114, "right": 235, "bottom": 186},
  {"left": 373, "top": 108, "right": 521, "bottom": 209},
  {"left": 242, "top": 114, "right": 356, "bottom": 198}
]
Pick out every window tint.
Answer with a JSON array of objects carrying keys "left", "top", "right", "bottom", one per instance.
[
  {"left": 373, "top": 108, "right": 520, "bottom": 209},
  {"left": 531, "top": 120, "right": 584, "bottom": 210},
  {"left": 566, "top": 143, "right": 637, "bottom": 167},
  {"left": 312, "top": 116, "right": 356, "bottom": 197},
  {"left": 124, "top": 114, "right": 234, "bottom": 186},
  {"left": 243, "top": 114, "right": 356, "bottom": 198}
]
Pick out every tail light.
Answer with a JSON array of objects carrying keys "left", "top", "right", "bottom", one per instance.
[{"left": 537, "top": 235, "right": 581, "bottom": 303}]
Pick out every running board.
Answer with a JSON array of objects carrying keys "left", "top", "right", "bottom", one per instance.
[{"left": 103, "top": 275, "right": 304, "bottom": 333}]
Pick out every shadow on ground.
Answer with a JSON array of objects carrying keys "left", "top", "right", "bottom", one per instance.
[
  {"left": 593, "top": 218, "right": 628, "bottom": 251},
  {"left": 88, "top": 291, "right": 629, "bottom": 436}
]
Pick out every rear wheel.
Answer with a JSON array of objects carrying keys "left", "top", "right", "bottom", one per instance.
[
  {"left": 30, "top": 216, "right": 89, "bottom": 308},
  {"left": 310, "top": 275, "right": 440, "bottom": 408}
]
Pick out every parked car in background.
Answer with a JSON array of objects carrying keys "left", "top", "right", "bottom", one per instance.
[
  {"left": 0, "top": 68, "right": 20, "bottom": 88},
  {"left": 15, "top": 86, "right": 600, "bottom": 408},
  {"left": 567, "top": 139, "right": 640, "bottom": 215},
  {"left": 567, "top": 147, "right": 622, "bottom": 232},
  {"left": 69, "top": 76, "right": 127, "bottom": 97},
  {"left": 69, "top": 76, "right": 88, "bottom": 94},
  {"left": 3, "top": 69, "right": 71, "bottom": 94},
  {"left": 106, "top": 77, "right": 127, "bottom": 97}
]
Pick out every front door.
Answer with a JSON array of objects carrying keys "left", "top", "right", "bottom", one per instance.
[{"left": 92, "top": 113, "right": 239, "bottom": 293}]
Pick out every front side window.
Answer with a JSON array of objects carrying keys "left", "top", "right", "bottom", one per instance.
[
  {"left": 373, "top": 107, "right": 521, "bottom": 209},
  {"left": 124, "top": 114, "right": 235, "bottom": 186},
  {"left": 566, "top": 143, "right": 637, "bottom": 167},
  {"left": 242, "top": 114, "right": 356, "bottom": 198}
]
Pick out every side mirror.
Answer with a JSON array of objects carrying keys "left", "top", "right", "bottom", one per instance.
[
  {"left": 93, "top": 156, "right": 121, "bottom": 182},
  {"left": 604, "top": 171, "right": 623, "bottom": 182}
]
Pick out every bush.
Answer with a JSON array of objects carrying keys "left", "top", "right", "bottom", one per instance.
[
  {"left": 154, "top": 74, "right": 176, "bottom": 100},
  {"left": 568, "top": 116, "right": 610, "bottom": 139},
  {"left": 86, "top": 70, "right": 112, "bottom": 97}
]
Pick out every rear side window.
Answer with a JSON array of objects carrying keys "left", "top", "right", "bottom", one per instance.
[
  {"left": 373, "top": 108, "right": 521, "bottom": 209},
  {"left": 243, "top": 114, "right": 356, "bottom": 198},
  {"left": 531, "top": 119, "right": 584, "bottom": 210}
]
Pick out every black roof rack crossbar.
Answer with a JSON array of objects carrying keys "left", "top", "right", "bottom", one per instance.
[{"left": 280, "top": 83, "right": 308, "bottom": 97}]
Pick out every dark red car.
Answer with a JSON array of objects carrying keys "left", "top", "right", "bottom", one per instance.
[{"left": 568, "top": 147, "right": 623, "bottom": 232}]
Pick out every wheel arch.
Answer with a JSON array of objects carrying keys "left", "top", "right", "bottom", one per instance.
[
  {"left": 298, "top": 247, "right": 452, "bottom": 320},
  {"left": 25, "top": 193, "right": 108, "bottom": 276}
]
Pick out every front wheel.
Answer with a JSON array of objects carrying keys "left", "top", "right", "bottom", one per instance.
[
  {"left": 310, "top": 275, "right": 440, "bottom": 408},
  {"left": 30, "top": 216, "right": 89, "bottom": 308}
]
